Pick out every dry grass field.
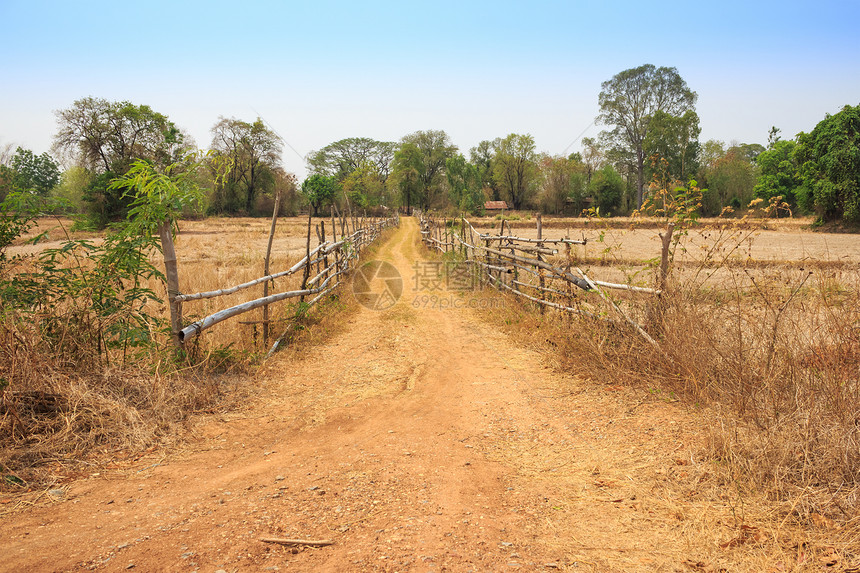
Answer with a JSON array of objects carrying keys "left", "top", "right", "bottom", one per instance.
[
  {"left": 1, "top": 215, "right": 366, "bottom": 494},
  {"left": 465, "top": 213, "right": 860, "bottom": 551},
  {"left": 9, "top": 216, "right": 352, "bottom": 357},
  {"left": 2, "top": 217, "right": 859, "bottom": 572}
]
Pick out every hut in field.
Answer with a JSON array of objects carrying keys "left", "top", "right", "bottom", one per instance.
[{"left": 484, "top": 201, "right": 508, "bottom": 213}]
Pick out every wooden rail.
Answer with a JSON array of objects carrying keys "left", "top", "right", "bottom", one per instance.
[
  {"left": 417, "top": 212, "right": 668, "bottom": 346},
  {"left": 170, "top": 213, "right": 399, "bottom": 350}
]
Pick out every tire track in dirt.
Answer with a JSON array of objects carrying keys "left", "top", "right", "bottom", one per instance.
[{"left": 0, "top": 218, "right": 789, "bottom": 572}]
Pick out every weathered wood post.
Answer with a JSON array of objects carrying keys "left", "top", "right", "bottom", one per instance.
[
  {"left": 498, "top": 219, "right": 506, "bottom": 285},
  {"left": 320, "top": 220, "right": 329, "bottom": 286},
  {"left": 658, "top": 222, "right": 675, "bottom": 292},
  {"left": 158, "top": 220, "right": 183, "bottom": 349},
  {"left": 262, "top": 188, "right": 281, "bottom": 342},
  {"left": 300, "top": 209, "right": 312, "bottom": 303},
  {"left": 537, "top": 213, "right": 545, "bottom": 313},
  {"left": 650, "top": 221, "right": 675, "bottom": 334},
  {"left": 330, "top": 205, "right": 337, "bottom": 243}
]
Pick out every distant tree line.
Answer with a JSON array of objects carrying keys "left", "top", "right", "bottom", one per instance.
[{"left": 2, "top": 74, "right": 857, "bottom": 226}]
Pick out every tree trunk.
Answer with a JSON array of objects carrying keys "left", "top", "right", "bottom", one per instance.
[{"left": 158, "top": 220, "right": 183, "bottom": 348}]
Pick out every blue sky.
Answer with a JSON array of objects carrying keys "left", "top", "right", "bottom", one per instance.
[{"left": 2, "top": 0, "right": 858, "bottom": 179}]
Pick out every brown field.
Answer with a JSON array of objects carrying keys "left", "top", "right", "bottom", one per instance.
[{"left": 2, "top": 216, "right": 859, "bottom": 571}]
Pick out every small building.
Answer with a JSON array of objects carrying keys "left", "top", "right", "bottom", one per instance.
[{"left": 484, "top": 200, "right": 508, "bottom": 213}]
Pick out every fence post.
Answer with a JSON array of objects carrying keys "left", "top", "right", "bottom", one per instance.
[
  {"left": 320, "top": 221, "right": 329, "bottom": 286},
  {"left": 537, "top": 213, "right": 545, "bottom": 314},
  {"left": 158, "top": 220, "right": 183, "bottom": 349},
  {"left": 262, "top": 189, "right": 281, "bottom": 342},
  {"left": 659, "top": 222, "right": 674, "bottom": 291},
  {"left": 300, "top": 210, "right": 312, "bottom": 303}
]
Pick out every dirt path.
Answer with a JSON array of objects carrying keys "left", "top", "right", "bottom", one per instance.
[{"left": 0, "top": 219, "right": 791, "bottom": 572}]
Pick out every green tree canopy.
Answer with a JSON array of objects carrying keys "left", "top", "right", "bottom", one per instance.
[
  {"left": 391, "top": 143, "right": 423, "bottom": 214},
  {"left": 706, "top": 147, "right": 757, "bottom": 213},
  {"left": 588, "top": 164, "right": 624, "bottom": 214},
  {"left": 795, "top": 104, "right": 860, "bottom": 223},
  {"left": 301, "top": 174, "right": 339, "bottom": 216},
  {"left": 469, "top": 139, "right": 501, "bottom": 200},
  {"left": 340, "top": 163, "right": 388, "bottom": 210},
  {"left": 397, "top": 130, "right": 457, "bottom": 210},
  {"left": 445, "top": 153, "right": 483, "bottom": 214},
  {"left": 51, "top": 97, "right": 188, "bottom": 226},
  {"left": 493, "top": 133, "right": 538, "bottom": 210},
  {"left": 7, "top": 147, "right": 61, "bottom": 196},
  {"left": 307, "top": 138, "right": 396, "bottom": 185},
  {"left": 597, "top": 64, "right": 697, "bottom": 208},
  {"left": 754, "top": 139, "right": 801, "bottom": 207},
  {"left": 208, "top": 117, "right": 282, "bottom": 215},
  {"left": 642, "top": 110, "right": 701, "bottom": 183}
]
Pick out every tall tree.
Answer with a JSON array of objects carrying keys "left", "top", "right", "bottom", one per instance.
[
  {"left": 398, "top": 130, "right": 457, "bottom": 209},
  {"left": 493, "top": 133, "right": 538, "bottom": 210},
  {"left": 642, "top": 110, "right": 701, "bottom": 183},
  {"left": 597, "top": 64, "right": 697, "bottom": 207},
  {"left": 307, "top": 137, "right": 396, "bottom": 184},
  {"left": 445, "top": 153, "right": 483, "bottom": 214},
  {"left": 539, "top": 155, "right": 582, "bottom": 214},
  {"left": 795, "top": 104, "right": 860, "bottom": 223},
  {"left": 53, "top": 97, "right": 185, "bottom": 174},
  {"left": 391, "top": 143, "right": 423, "bottom": 214},
  {"left": 754, "top": 139, "right": 801, "bottom": 207},
  {"left": 209, "top": 117, "right": 282, "bottom": 214},
  {"left": 52, "top": 97, "right": 188, "bottom": 225},
  {"left": 470, "top": 139, "right": 501, "bottom": 200}
]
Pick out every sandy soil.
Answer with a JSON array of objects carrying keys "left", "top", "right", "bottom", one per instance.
[{"left": 0, "top": 219, "right": 832, "bottom": 572}]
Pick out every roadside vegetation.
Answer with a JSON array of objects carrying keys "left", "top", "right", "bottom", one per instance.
[{"left": 1, "top": 63, "right": 858, "bottom": 533}]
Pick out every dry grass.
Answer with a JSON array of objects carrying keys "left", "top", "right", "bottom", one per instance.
[
  {"left": 0, "top": 215, "right": 364, "bottom": 492},
  {"left": 467, "top": 215, "right": 860, "bottom": 561}
]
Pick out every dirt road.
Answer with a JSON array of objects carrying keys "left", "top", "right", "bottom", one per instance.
[{"left": 0, "top": 219, "right": 788, "bottom": 571}]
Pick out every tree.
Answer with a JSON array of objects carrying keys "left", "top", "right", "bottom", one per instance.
[
  {"left": 539, "top": 155, "right": 582, "bottom": 214},
  {"left": 795, "top": 104, "right": 860, "bottom": 223},
  {"left": 52, "top": 97, "right": 188, "bottom": 225},
  {"left": 580, "top": 137, "right": 604, "bottom": 184},
  {"left": 391, "top": 143, "right": 423, "bottom": 214},
  {"left": 53, "top": 97, "right": 185, "bottom": 174},
  {"left": 493, "top": 133, "right": 538, "bottom": 210},
  {"left": 597, "top": 64, "right": 697, "bottom": 208},
  {"left": 8, "top": 147, "right": 61, "bottom": 196},
  {"left": 445, "top": 153, "right": 483, "bottom": 214},
  {"left": 707, "top": 147, "right": 757, "bottom": 212},
  {"left": 398, "top": 130, "right": 457, "bottom": 209},
  {"left": 754, "top": 139, "right": 801, "bottom": 207},
  {"left": 307, "top": 138, "right": 396, "bottom": 185},
  {"left": 301, "top": 174, "right": 339, "bottom": 216},
  {"left": 470, "top": 139, "right": 501, "bottom": 200},
  {"left": 642, "top": 110, "right": 701, "bottom": 183},
  {"left": 340, "top": 163, "right": 388, "bottom": 210},
  {"left": 209, "top": 117, "right": 282, "bottom": 214},
  {"left": 588, "top": 164, "right": 624, "bottom": 214}
]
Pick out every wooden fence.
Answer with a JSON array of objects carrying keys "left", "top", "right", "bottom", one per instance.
[
  {"left": 418, "top": 212, "right": 673, "bottom": 346},
  {"left": 163, "top": 211, "right": 399, "bottom": 355}
]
